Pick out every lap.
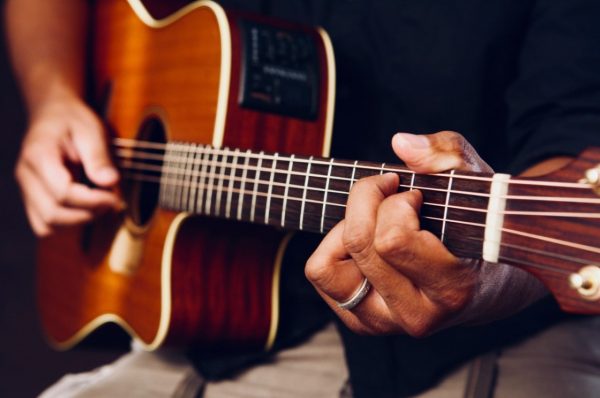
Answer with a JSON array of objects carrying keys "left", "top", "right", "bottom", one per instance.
[{"left": 39, "top": 318, "right": 600, "bottom": 398}]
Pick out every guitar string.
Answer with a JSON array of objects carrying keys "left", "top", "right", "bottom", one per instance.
[
  {"left": 119, "top": 170, "right": 600, "bottom": 258},
  {"left": 113, "top": 147, "right": 600, "bottom": 205},
  {"left": 116, "top": 158, "right": 600, "bottom": 218},
  {"left": 117, "top": 169, "right": 597, "bottom": 277},
  {"left": 112, "top": 139, "right": 596, "bottom": 190}
]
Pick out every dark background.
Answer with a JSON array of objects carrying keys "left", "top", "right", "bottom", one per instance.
[{"left": 0, "top": 2, "right": 125, "bottom": 396}]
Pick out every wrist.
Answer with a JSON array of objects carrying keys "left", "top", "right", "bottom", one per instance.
[{"left": 24, "top": 69, "right": 84, "bottom": 119}]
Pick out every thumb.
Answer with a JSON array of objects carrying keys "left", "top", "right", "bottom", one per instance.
[
  {"left": 392, "top": 131, "right": 492, "bottom": 173},
  {"left": 71, "top": 117, "right": 119, "bottom": 187}
]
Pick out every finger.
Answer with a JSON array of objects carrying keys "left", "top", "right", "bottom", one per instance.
[
  {"left": 306, "top": 222, "right": 401, "bottom": 333},
  {"left": 62, "top": 183, "right": 122, "bottom": 209},
  {"left": 374, "top": 192, "right": 475, "bottom": 314},
  {"left": 392, "top": 131, "right": 492, "bottom": 173},
  {"left": 306, "top": 221, "right": 367, "bottom": 303},
  {"left": 19, "top": 168, "right": 95, "bottom": 231},
  {"left": 306, "top": 230, "right": 395, "bottom": 333},
  {"left": 374, "top": 190, "right": 459, "bottom": 287},
  {"left": 70, "top": 115, "right": 119, "bottom": 187},
  {"left": 344, "top": 178, "right": 435, "bottom": 330},
  {"left": 23, "top": 144, "right": 121, "bottom": 210},
  {"left": 343, "top": 173, "right": 399, "bottom": 262}
]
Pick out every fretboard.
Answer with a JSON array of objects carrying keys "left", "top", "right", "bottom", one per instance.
[{"left": 120, "top": 141, "right": 496, "bottom": 259}]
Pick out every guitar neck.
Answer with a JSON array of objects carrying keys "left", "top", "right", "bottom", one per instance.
[{"left": 118, "top": 140, "right": 502, "bottom": 261}]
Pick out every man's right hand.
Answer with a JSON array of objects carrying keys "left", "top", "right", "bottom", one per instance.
[{"left": 15, "top": 97, "right": 122, "bottom": 237}]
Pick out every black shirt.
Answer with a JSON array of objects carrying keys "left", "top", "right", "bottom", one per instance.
[{"left": 181, "top": 0, "right": 600, "bottom": 395}]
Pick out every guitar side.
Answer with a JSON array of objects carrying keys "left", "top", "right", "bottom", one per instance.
[{"left": 37, "top": 0, "right": 335, "bottom": 351}]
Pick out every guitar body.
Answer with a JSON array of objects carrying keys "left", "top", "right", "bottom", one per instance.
[{"left": 37, "top": 0, "right": 335, "bottom": 350}]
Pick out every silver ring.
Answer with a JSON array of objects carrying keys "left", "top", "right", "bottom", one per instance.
[{"left": 336, "top": 277, "right": 371, "bottom": 310}]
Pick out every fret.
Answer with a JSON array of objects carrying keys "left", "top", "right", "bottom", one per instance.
[
  {"left": 159, "top": 142, "right": 172, "bottom": 208},
  {"left": 440, "top": 170, "right": 455, "bottom": 243},
  {"left": 379, "top": 162, "right": 386, "bottom": 175},
  {"left": 320, "top": 158, "right": 335, "bottom": 233},
  {"left": 237, "top": 150, "right": 251, "bottom": 221},
  {"left": 205, "top": 148, "right": 218, "bottom": 215},
  {"left": 299, "top": 156, "right": 314, "bottom": 231},
  {"left": 195, "top": 145, "right": 209, "bottom": 215},
  {"left": 185, "top": 144, "right": 198, "bottom": 212},
  {"left": 281, "top": 154, "right": 295, "bottom": 228},
  {"left": 264, "top": 153, "right": 278, "bottom": 225},
  {"left": 215, "top": 148, "right": 228, "bottom": 217},
  {"left": 188, "top": 143, "right": 201, "bottom": 213},
  {"left": 409, "top": 172, "right": 416, "bottom": 191},
  {"left": 225, "top": 148, "right": 239, "bottom": 219},
  {"left": 168, "top": 143, "right": 181, "bottom": 210},
  {"left": 250, "top": 151, "right": 264, "bottom": 223},
  {"left": 350, "top": 160, "right": 358, "bottom": 189}
]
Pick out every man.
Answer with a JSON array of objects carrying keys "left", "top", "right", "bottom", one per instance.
[{"left": 7, "top": 0, "right": 600, "bottom": 396}]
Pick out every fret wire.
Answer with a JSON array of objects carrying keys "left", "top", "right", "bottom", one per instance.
[
  {"left": 168, "top": 143, "right": 179, "bottom": 209},
  {"left": 380, "top": 162, "right": 386, "bottom": 175},
  {"left": 237, "top": 150, "right": 252, "bottom": 221},
  {"left": 440, "top": 170, "right": 455, "bottom": 243},
  {"left": 250, "top": 151, "right": 265, "bottom": 223},
  {"left": 321, "top": 158, "right": 335, "bottom": 234},
  {"left": 215, "top": 148, "right": 228, "bottom": 217},
  {"left": 171, "top": 144, "right": 181, "bottom": 210},
  {"left": 409, "top": 172, "right": 416, "bottom": 191},
  {"left": 182, "top": 143, "right": 195, "bottom": 212},
  {"left": 350, "top": 160, "right": 358, "bottom": 191},
  {"left": 225, "top": 149, "right": 239, "bottom": 219},
  {"left": 265, "top": 153, "right": 278, "bottom": 225},
  {"left": 300, "top": 156, "right": 314, "bottom": 231},
  {"left": 196, "top": 145, "right": 209, "bottom": 214},
  {"left": 205, "top": 148, "right": 218, "bottom": 215},
  {"left": 114, "top": 139, "right": 592, "bottom": 190},
  {"left": 188, "top": 143, "right": 201, "bottom": 213},
  {"left": 158, "top": 143, "right": 168, "bottom": 207},
  {"left": 281, "top": 154, "right": 295, "bottom": 228}
]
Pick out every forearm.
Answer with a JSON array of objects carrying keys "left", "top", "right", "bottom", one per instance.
[{"left": 6, "top": 0, "right": 89, "bottom": 115}]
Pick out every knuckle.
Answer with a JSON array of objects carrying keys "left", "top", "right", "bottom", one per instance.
[
  {"left": 40, "top": 204, "right": 60, "bottom": 226},
  {"left": 402, "top": 315, "right": 435, "bottom": 338},
  {"left": 373, "top": 225, "right": 410, "bottom": 260},
  {"left": 304, "top": 256, "right": 334, "bottom": 287},
  {"left": 342, "top": 229, "right": 371, "bottom": 256},
  {"left": 438, "top": 288, "right": 471, "bottom": 313},
  {"left": 35, "top": 224, "right": 52, "bottom": 238},
  {"left": 54, "top": 185, "right": 70, "bottom": 206}
]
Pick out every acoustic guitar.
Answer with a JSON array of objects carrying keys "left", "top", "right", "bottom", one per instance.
[{"left": 38, "top": 0, "right": 600, "bottom": 352}]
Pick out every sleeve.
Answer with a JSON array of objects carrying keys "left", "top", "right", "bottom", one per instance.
[{"left": 506, "top": 0, "right": 600, "bottom": 173}]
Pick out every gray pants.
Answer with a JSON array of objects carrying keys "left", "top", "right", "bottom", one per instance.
[{"left": 39, "top": 317, "right": 600, "bottom": 398}]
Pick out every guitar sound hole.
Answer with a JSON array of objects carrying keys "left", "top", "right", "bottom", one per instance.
[{"left": 123, "top": 117, "right": 166, "bottom": 227}]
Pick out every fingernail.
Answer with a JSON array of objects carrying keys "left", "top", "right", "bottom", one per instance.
[{"left": 394, "top": 133, "right": 430, "bottom": 149}]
